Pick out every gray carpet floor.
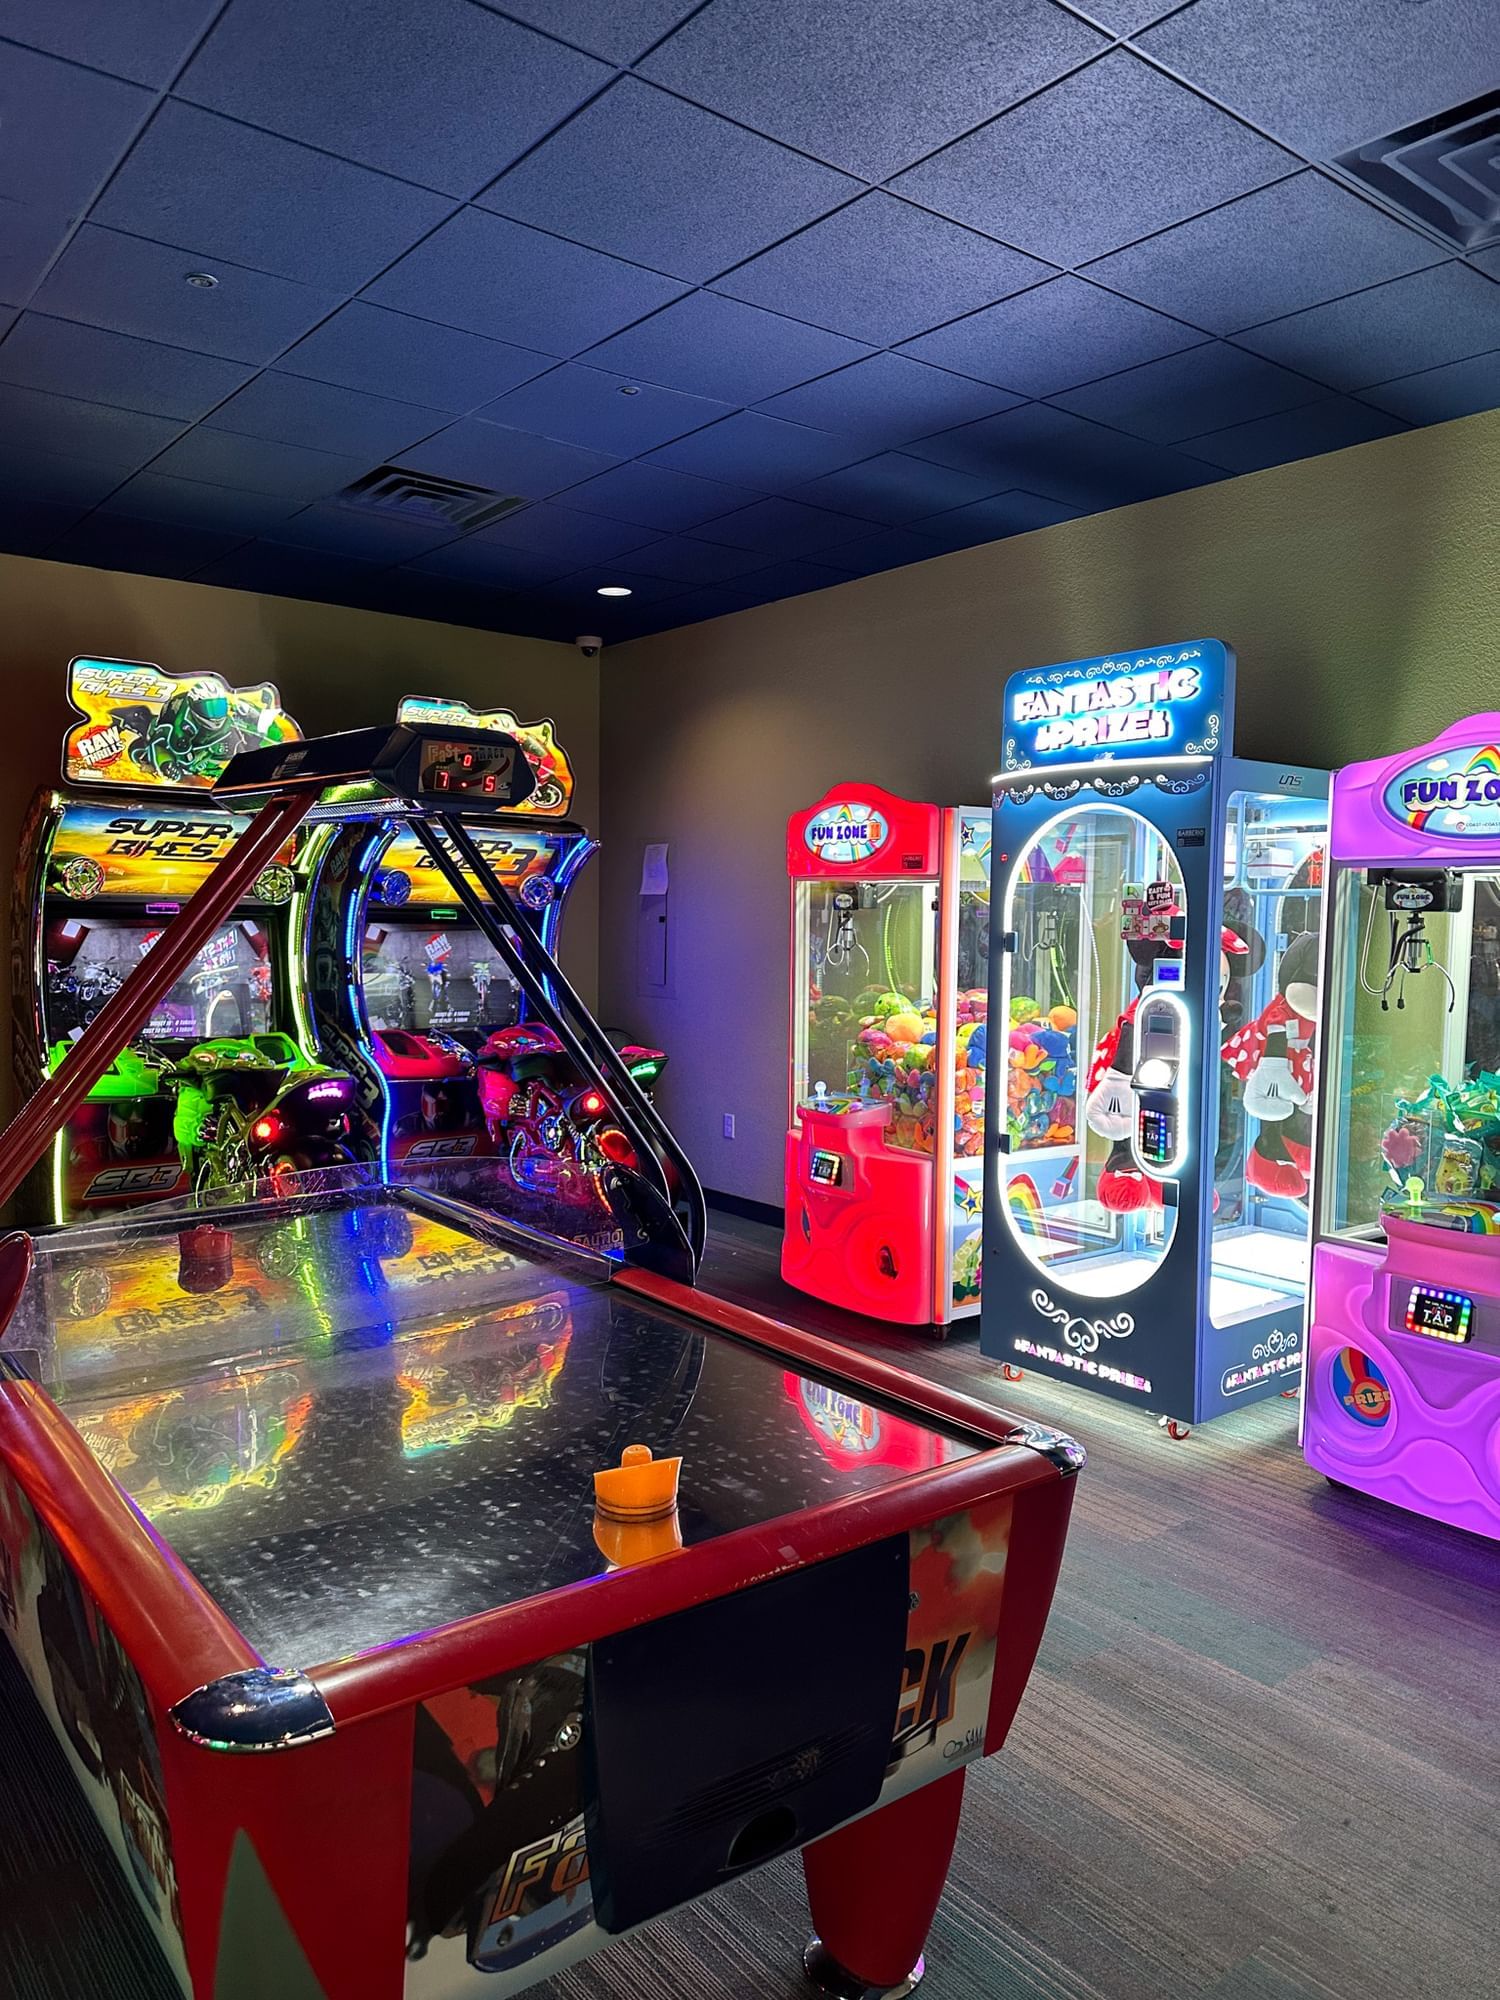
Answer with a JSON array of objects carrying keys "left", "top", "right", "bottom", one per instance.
[{"left": 4, "top": 1211, "right": 1497, "bottom": 2000}]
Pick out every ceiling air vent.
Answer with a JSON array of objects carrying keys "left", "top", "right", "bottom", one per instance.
[
  {"left": 337, "top": 465, "right": 526, "bottom": 533},
  {"left": 1336, "top": 90, "right": 1500, "bottom": 252}
]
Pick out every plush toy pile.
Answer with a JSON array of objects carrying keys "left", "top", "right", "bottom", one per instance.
[
  {"left": 1006, "top": 996, "right": 1077, "bottom": 1150},
  {"left": 1381, "top": 1070, "right": 1500, "bottom": 1207}
]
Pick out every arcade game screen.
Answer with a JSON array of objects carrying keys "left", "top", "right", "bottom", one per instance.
[
  {"left": 362, "top": 924, "right": 520, "bottom": 1043},
  {"left": 46, "top": 919, "right": 273, "bottom": 1045}
]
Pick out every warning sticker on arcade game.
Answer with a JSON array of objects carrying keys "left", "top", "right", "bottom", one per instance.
[{"left": 63, "top": 656, "right": 300, "bottom": 792}]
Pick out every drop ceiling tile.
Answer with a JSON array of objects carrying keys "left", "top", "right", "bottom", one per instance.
[
  {"left": 1073, "top": 1, "right": 1178, "bottom": 28},
  {"left": 544, "top": 564, "right": 688, "bottom": 606},
  {"left": 911, "top": 488, "right": 1081, "bottom": 545},
  {"left": 0, "top": 499, "right": 90, "bottom": 553},
  {"left": 582, "top": 293, "right": 871, "bottom": 403},
  {"left": 179, "top": 0, "right": 610, "bottom": 197},
  {"left": 646, "top": 411, "right": 863, "bottom": 490},
  {"left": 1139, "top": 0, "right": 1500, "bottom": 158},
  {"left": 0, "top": 2, "right": 221, "bottom": 86},
  {"left": 278, "top": 303, "right": 550, "bottom": 412},
  {"left": 697, "top": 496, "right": 870, "bottom": 557},
  {"left": 789, "top": 452, "right": 1009, "bottom": 525},
  {"left": 34, "top": 226, "right": 343, "bottom": 363},
  {"left": 395, "top": 420, "right": 619, "bottom": 498},
  {"left": 0, "top": 44, "right": 149, "bottom": 210},
  {"left": 1052, "top": 343, "right": 1321, "bottom": 444},
  {"left": 365, "top": 209, "right": 687, "bottom": 355},
  {"left": 642, "top": 0, "right": 1106, "bottom": 182},
  {"left": 46, "top": 514, "right": 249, "bottom": 577},
  {"left": 1083, "top": 171, "right": 1446, "bottom": 336},
  {"left": 561, "top": 461, "right": 755, "bottom": 531},
  {"left": 893, "top": 51, "right": 1295, "bottom": 268},
  {"left": 728, "top": 558, "right": 851, "bottom": 603},
  {"left": 1360, "top": 352, "right": 1500, "bottom": 425},
  {"left": 101, "top": 472, "right": 304, "bottom": 535},
  {"left": 359, "top": 568, "right": 518, "bottom": 628},
  {"left": 404, "top": 539, "right": 578, "bottom": 588},
  {"left": 0, "top": 314, "right": 254, "bottom": 420},
  {"left": 191, "top": 542, "right": 385, "bottom": 599},
  {"left": 816, "top": 526, "right": 958, "bottom": 576},
  {"left": 479, "top": 0, "right": 700, "bottom": 64},
  {"left": 480, "top": 78, "right": 858, "bottom": 284},
  {"left": 908, "top": 402, "right": 1225, "bottom": 507},
  {"left": 1236, "top": 264, "right": 1500, "bottom": 391},
  {"left": 716, "top": 194, "right": 1052, "bottom": 347},
  {"left": 473, "top": 503, "right": 657, "bottom": 566},
  {"left": 899, "top": 275, "right": 1206, "bottom": 395},
  {"left": 0, "top": 201, "right": 72, "bottom": 306},
  {"left": 758, "top": 353, "right": 1022, "bottom": 448},
  {"left": 93, "top": 102, "right": 455, "bottom": 293},
  {"left": 627, "top": 584, "right": 767, "bottom": 628},
  {"left": 1185, "top": 395, "right": 1410, "bottom": 472},
  {"left": 266, "top": 504, "right": 459, "bottom": 561},
  {"left": 1473, "top": 248, "right": 1500, "bottom": 281},
  {"left": 603, "top": 537, "right": 772, "bottom": 584},
  {"left": 147, "top": 429, "right": 367, "bottom": 501},
  {"left": 479, "top": 363, "right": 731, "bottom": 454},
  {"left": 0, "top": 455, "right": 137, "bottom": 510},
  {"left": 0, "top": 381, "right": 183, "bottom": 466},
  {"left": 209, "top": 372, "right": 444, "bottom": 458}
]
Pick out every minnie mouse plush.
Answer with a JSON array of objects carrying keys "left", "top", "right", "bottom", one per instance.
[{"left": 1221, "top": 931, "right": 1319, "bottom": 1197}]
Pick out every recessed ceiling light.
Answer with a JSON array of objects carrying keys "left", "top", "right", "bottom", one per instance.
[
  {"left": 597, "top": 585, "right": 632, "bottom": 597},
  {"left": 184, "top": 271, "right": 219, "bottom": 289},
  {"left": 618, "top": 384, "right": 640, "bottom": 396}
]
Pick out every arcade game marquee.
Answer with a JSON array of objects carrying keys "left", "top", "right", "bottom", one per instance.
[
  {"left": 0, "top": 720, "right": 1082, "bottom": 2000},
  {"left": 981, "top": 640, "right": 1329, "bottom": 1435},
  {"left": 1305, "top": 714, "right": 1500, "bottom": 1538},
  {"left": 10, "top": 659, "right": 359, "bottom": 1226},
  {"left": 784, "top": 790, "right": 991, "bottom": 1328}
]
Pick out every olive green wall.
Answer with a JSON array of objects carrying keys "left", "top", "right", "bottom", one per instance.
[
  {"left": 0, "top": 552, "right": 596, "bottom": 1124},
  {"left": 598, "top": 407, "right": 1500, "bottom": 1208}
]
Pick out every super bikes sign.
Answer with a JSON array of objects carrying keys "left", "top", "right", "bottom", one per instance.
[{"left": 62, "top": 656, "right": 300, "bottom": 792}]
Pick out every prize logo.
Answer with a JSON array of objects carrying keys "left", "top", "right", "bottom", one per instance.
[
  {"left": 804, "top": 802, "right": 890, "bottom": 863},
  {"left": 1332, "top": 1347, "right": 1392, "bottom": 1427}
]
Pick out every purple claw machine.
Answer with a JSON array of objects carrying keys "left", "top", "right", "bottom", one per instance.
[{"left": 1307, "top": 714, "right": 1500, "bottom": 1538}]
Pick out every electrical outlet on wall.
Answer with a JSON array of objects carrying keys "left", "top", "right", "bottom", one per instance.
[{"left": 723, "top": 1113, "right": 735, "bottom": 1139}]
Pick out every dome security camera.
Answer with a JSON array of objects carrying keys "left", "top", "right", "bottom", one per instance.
[{"left": 576, "top": 634, "right": 603, "bottom": 658}]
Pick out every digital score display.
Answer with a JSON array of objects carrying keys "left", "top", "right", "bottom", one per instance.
[
  {"left": 419, "top": 739, "right": 519, "bottom": 799},
  {"left": 809, "top": 1149, "right": 843, "bottom": 1187},
  {"left": 1404, "top": 1284, "right": 1474, "bottom": 1344}
]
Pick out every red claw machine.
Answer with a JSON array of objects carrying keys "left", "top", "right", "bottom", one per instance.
[{"left": 784, "top": 786, "right": 991, "bottom": 1328}]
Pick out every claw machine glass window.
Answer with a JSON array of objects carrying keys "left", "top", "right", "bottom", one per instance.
[
  {"left": 1000, "top": 807, "right": 1184, "bottom": 1299},
  {"left": 1210, "top": 792, "right": 1325, "bottom": 1326}
]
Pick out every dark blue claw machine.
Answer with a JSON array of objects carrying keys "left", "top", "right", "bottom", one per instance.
[{"left": 981, "top": 639, "right": 1329, "bottom": 1436}]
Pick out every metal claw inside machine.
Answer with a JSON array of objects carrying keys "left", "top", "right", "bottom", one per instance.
[
  {"left": 982, "top": 640, "right": 1330, "bottom": 1431},
  {"left": 1305, "top": 715, "right": 1500, "bottom": 1539},
  {"left": 783, "top": 788, "right": 990, "bottom": 1329}
]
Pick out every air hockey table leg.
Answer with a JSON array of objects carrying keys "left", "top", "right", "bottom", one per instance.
[{"left": 802, "top": 1765, "right": 966, "bottom": 1998}]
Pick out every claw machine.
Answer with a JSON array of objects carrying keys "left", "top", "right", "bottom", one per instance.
[
  {"left": 981, "top": 640, "right": 1330, "bottom": 1431},
  {"left": 784, "top": 788, "right": 991, "bottom": 1328},
  {"left": 1305, "top": 714, "right": 1500, "bottom": 1538}
]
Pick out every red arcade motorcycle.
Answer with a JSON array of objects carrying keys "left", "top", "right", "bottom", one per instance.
[{"left": 476, "top": 1024, "right": 638, "bottom": 1198}]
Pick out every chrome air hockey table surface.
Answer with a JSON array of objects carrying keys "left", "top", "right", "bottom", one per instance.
[{"left": 0, "top": 724, "right": 1080, "bottom": 2000}]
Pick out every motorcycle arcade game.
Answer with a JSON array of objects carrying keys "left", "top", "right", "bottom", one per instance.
[
  {"left": 784, "top": 789, "right": 991, "bottom": 1329},
  {"left": 982, "top": 640, "right": 1329, "bottom": 1436},
  {"left": 0, "top": 720, "right": 1080, "bottom": 2000},
  {"left": 1306, "top": 715, "right": 1500, "bottom": 1539},
  {"left": 11, "top": 657, "right": 356, "bottom": 1226}
]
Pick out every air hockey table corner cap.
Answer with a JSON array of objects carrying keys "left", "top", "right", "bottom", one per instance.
[{"left": 170, "top": 1665, "right": 336, "bottom": 1753}]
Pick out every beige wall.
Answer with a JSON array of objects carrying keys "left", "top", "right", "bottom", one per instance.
[
  {"left": 0, "top": 553, "right": 596, "bottom": 1121},
  {"left": 598, "top": 408, "right": 1500, "bottom": 1208}
]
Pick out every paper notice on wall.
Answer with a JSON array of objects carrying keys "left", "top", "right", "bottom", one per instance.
[{"left": 640, "top": 843, "right": 669, "bottom": 896}]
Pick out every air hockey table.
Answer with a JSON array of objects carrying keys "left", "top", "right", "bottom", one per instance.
[{"left": 0, "top": 722, "right": 1082, "bottom": 2000}]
